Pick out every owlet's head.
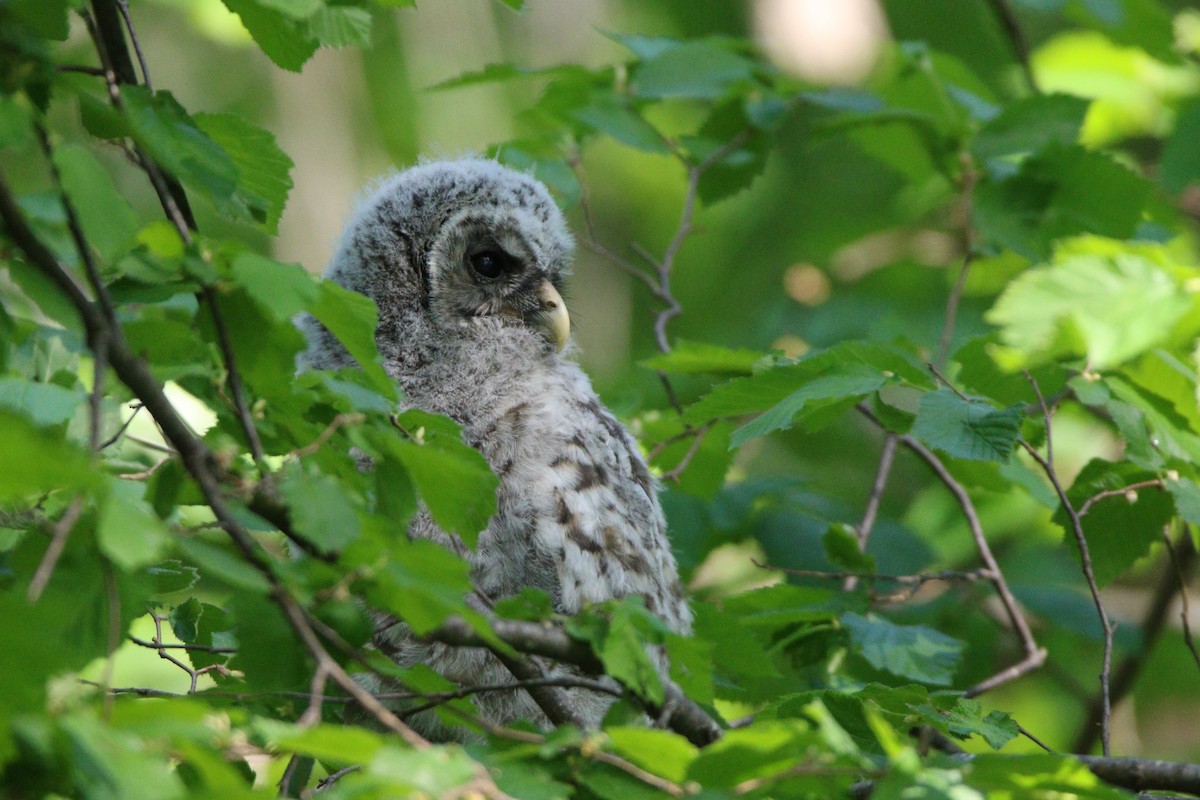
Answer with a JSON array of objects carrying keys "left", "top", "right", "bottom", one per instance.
[{"left": 321, "top": 159, "right": 574, "bottom": 364}]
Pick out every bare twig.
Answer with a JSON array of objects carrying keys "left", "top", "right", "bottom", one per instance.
[
  {"left": 660, "top": 423, "right": 710, "bottom": 483},
  {"left": 1074, "top": 528, "right": 1196, "bottom": 753},
  {"left": 205, "top": 288, "right": 271, "bottom": 478},
  {"left": 144, "top": 609, "right": 230, "bottom": 693},
  {"left": 459, "top": 714, "right": 687, "bottom": 797},
  {"left": 935, "top": 152, "right": 977, "bottom": 368},
  {"left": 101, "top": 563, "right": 121, "bottom": 719},
  {"left": 429, "top": 615, "right": 724, "bottom": 747},
  {"left": 114, "top": 0, "right": 151, "bottom": 91},
  {"left": 117, "top": 457, "right": 172, "bottom": 481},
  {"left": 27, "top": 496, "right": 86, "bottom": 602},
  {"left": 983, "top": 0, "right": 1038, "bottom": 92},
  {"left": 845, "top": 434, "right": 898, "bottom": 591},
  {"left": 1162, "top": 528, "right": 1200, "bottom": 671},
  {"left": 90, "top": 338, "right": 108, "bottom": 452},
  {"left": 858, "top": 404, "right": 1046, "bottom": 694},
  {"left": 99, "top": 402, "right": 143, "bottom": 449},
  {"left": 763, "top": 564, "right": 995, "bottom": 586},
  {"left": 129, "top": 636, "right": 236, "bottom": 654},
  {"left": 1077, "top": 480, "right": 1165, "bottom": 518},
  {"left": 1021, "top": 372, "right": 1113, "bottom": 755},
  {"left": 289, "top": 413, "right": 366, "bottom": 459}
]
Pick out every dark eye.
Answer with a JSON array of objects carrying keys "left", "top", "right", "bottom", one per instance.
[{"left": 469, "top": 249, "right": 509, "bottom": 279}]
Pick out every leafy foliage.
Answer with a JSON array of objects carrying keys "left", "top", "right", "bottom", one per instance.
[{"left": 2, "top": 0, "right": 1200, "bottom": 797}]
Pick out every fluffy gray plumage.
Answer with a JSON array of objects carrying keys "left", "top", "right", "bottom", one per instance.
[{"left": 300, "top": 158, "right": 691, "bottom": 739}]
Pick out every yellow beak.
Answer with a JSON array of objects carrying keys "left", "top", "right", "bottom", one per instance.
[{"left": 534, "top": 280, "right": 570, "bottom": 352}]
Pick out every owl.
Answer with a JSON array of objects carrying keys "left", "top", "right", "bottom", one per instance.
[{"left": 300, "top": 158, "right": 692, "bottom": 740}]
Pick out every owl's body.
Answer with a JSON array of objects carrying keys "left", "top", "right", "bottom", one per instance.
[{"left": 302, "top": 159, "right": 689, "bottom": 739}]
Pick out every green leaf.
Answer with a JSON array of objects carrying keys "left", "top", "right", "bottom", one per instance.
[
  {"left": 369, "top": 746, "right": 480, "bottom": 794},
  {"left": 493, "top": 587, "right": 555, "bottom": 621},
  {"left": 309, "top": 6, "right": 373, "bottom": 49},
  {"left": 599, "top": 606, "right": 665, "bottom": 703},
  {"left": 823, "top": 523, "right": 874, "bottom": 573},
  {"left": 1054, "top": 458, "right": 1175, "bottom": 587},
  {"left": 0, "top": 376, "right": 83, "bottom": 427},
  {"left": 381, "top": 409, "right": 497, "bottom": 546},
  {"left": 841, "top": 612, "right": 964, "bottom": 686},
  {"left": 229, "top": 253, "right": 317, "bottom": 322},
  {"left": 606, "top": 727, "right": 698, "bottom": 783},
  {"left": 308, "top": 281, "right": 395, "bottom": 394},
  {"left": 59, "top": 713, "right": 188, "bottom": 800},
  {"left": 220, "top": 0, "right": 319, "bottom": 71},
  {"left": 632, "top": 39, "right": 754, "bottom": 100},
  {"left": 257, "top": 720, "right": 385, "bottom": 763},
  {"left": 987, "top": 240, "right": 1193, "bottom": 371},
  {"left": 973, "top": 145, "right": 1151, "bottom": 261},
  {"left": 0, "top": 95, "right": 32, "bottom": 149},
  {"left": 121, "top": 88, "right": 239, "bottom": 213},
  {"left": 228, "top": 591, "right": 310, "bottom": 691},
  {"left": 1161, "top": 100, "right": 1200, "bottom": 195},
  {"left": 277, "top": 462, "right": 361, "bottom": 553},
  {"left": 169, "top": 597, "right": 202, "bottom": 642},
  {"left": 913, "top": 697, "right": 1018, "bottom": 749},
  {"left": 1168, "top": 478, "right": 1200, "bottom": 527},
  {"left": 912, "top": 389, "right": 1022, "bottom": 462},
  {"left": 255, "top": 0, "right": 322, "bottom": 18},
  {"left": 970, "top": 93, "right": 1089, "bottom": 168},
  {"left": 365, "top": 539, "right": 473, "bottom": 634},
  {"left": 52, "top": 143, "right": 139, "bottom": 263},
  {"left": 686, "top": 720, "right": 823, "bottom": 788},
  {"left": 572, "top": 100, "right": 668, "bottom": 153},
  {"left": 0, "top": 411, "right": 98, "bottom": 500},
  {"left": 194, "top": 114, "right": 294, "bottom": 233},
  {"left": 175, "top": 537, "right": 271, "bottom": 592},
  {"left": 97, "top": 479, "right": 173, "bottom": 571},
  {"left": 730, "top": 362, "right": 889, "bottom": 447},
  {"left": 640, "top": 339, "right": 765, "bottom": 376},
  {"left": 8, "top": 0, "right": 71, "bottom": 40},
  {"left": 684, "top": 341, "right": 930, "bottom": 426}
]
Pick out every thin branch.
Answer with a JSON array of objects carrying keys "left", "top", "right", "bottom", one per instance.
[
  {"left": 129, "top": 636, "right": 237, "bottom": 654},
  {"left": 1022, "top": 373, "right": 1113, "bottom": 756},
  {"left": 858, "top": 405, "right": 1046, "bottom": 695},
  {"left": 289, "top": 413, "right": 365, "bottom": 459},
  {"left": 99, "top": 402, "right": 143, "bottom": 449},
  {"left": 759, "top": 559, "right": 993, "bottom": 591},
  {"left": 983, "top": 0, "right": 1038, "bottom": 92},
  {"left": 205, "top": 288, "right": 270, "bottom": 477},
  {"left": 845, "top": 434, "right": 898, "bottom": 591},
  {"left": 125, "top": 433, "right": 177, "bottom": 454},
  {"left": 90, "top": 338, "right": 108, "bottom": 452},
  {"left": 114, "top": 0, "right": 151, "bottom": 91},
  {"left": 117, "top": 457, "right": 172, "bottom": 480},
  {"left": 457, "top": 713, "right": 686, "bottom": 797},
  {"left": 101, "top": 562, "right": 121, "bottom": 719},
  {"left": 1073, "top": 528, "right": 1196, "bottom": 753},
  {"left": 27, "top": 496, "right": 86, "bottom": 602},
  {"left": 1077, "top": 480, "right": 1165, "bottom": 518},
  {"left": 660, "top": 423, "right": 710, "bottom": 483},
  {"left": 1164, "top": 528, "right": 1200, "bottom": 672},
  {"left": 144, "top": 608, "right": 230, "bottom": 694},
  {"left": 429, "top": 615, "right": 724, "bottom": 747}
]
